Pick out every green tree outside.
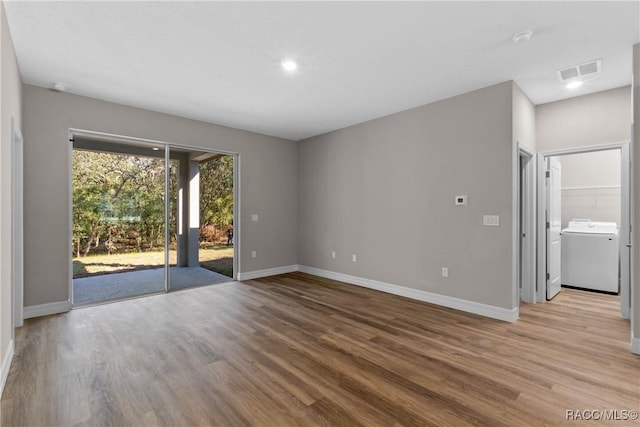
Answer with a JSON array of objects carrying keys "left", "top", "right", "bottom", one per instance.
[{"left": 72, "top": 150, "right": 233, "bottom": 258}]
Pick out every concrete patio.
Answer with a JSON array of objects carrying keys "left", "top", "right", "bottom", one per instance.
[{"left": 73, "top": 266, "right": 232, "bottom": 305}]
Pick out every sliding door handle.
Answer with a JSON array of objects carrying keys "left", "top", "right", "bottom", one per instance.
[{"left": 626, "top": 244, "right": 633, "bottom": 248}]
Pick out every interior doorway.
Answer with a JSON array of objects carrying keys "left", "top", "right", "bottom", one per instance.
[
  {"left": 518, "top": 144, "right": 536, "bottom": 304},
  {"left": 535, "top": 143, "right": 631, "bottom": 320},
  {"left": 70, "top": 131, "right": 237, "bottom": 306}
]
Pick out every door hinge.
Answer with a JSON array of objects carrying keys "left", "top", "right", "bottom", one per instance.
[
  {"left": 546, "top": 272, "right": 550, "bottom": 280},
  {"left": 545, "top": 171, "right": 550, "bottom": 178},
  {"left": 546, "top": 221, "right": 550, "bottom": 229}
]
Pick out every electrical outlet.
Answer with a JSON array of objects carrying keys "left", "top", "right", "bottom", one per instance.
[
  {"left": 442, "top": 267, "right": 449, "bottom": 277},
  {"left": 331, "top": 251, "right": 336, "bottom": 259},
  {"left": 352, "top": 254, "right": 357, "bottom": 262},
  {"left": 251, "top": 214, "right": 259, "bottom": 222},
  {"left": 251, "top": 251, "right": 257, "bottom": 258}
]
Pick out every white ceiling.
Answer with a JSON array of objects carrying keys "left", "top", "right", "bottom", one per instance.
[{"left": 4, "top": 1, "right": 639, "bottom": 141}]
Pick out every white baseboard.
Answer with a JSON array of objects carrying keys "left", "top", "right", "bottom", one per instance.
[
  {"left": 23, "top": 300, "right": 71, "bottom": 319},
  {"left": 0, "top": 339, "right": 14, "bottom": 397},
  {"left": 298, "top": 265, "right": 519, "bottom": 322},
  {"left": 237, "top": 265, "right": 299, "bottom": 281},
  {"left": 632, "top": 336, "right": 640, "bottom": 355}
]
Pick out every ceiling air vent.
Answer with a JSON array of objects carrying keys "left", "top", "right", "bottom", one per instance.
[{"left": 557, "top": 60, "right": 601, "bottom": 81}]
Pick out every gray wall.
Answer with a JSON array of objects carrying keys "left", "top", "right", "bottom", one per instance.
[
  {"left": 557, "top": 150, "right": 621, "bottom": 229},
  {"left": 0, "top": 3, "right": 23, "bottom": 373},
  {"left": 22, "top": 86, "right": 298, "bottom": 307},
  {"left": 298, "top": 81, "right": 517, "bottom": 309},
  {"left": 536, "top": 86, "right": 631, "bottom": 152},
  {"left": 513, "top": 83, "right": 536, "bottom": 151}
]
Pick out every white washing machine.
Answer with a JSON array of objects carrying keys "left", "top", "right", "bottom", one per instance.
[{"left": 561, "top": 220, "right": 619, "bottom": 293}]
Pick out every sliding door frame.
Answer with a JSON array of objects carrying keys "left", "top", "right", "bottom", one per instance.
[
  {"left": 68, "top": 128, "right": 239, "bottom": 306},
  {"left": 164, "top": 145, "right": 170, "bottom": 293}
]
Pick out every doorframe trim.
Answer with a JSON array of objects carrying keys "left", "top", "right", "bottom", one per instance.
[
  {"left": 536, "top": 154, "right": 547, "bottom": 303},
  {"left": 538, "top": 142, "right": 627, "bottom": 157},
  {"left": 535, "top": 142, "right": 631, "bottom": 314},
  {"left": 11, "top": 118, "right": 24, "bottom": 328},
  {"left": 518, "top": 143, "right": 536, "bottom": 304},
  {"left": 164, "top": 145, "right": 170, "bottom": 292}
]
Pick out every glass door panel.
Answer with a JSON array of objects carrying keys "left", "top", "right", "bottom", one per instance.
[
  {"left": 168, "top": 148, "right": 234, "bottom": 291},
  {"left": 71, "top": 139, "right": 166, "bottom": 305}
]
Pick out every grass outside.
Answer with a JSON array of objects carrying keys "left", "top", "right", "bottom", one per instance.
[{"left": 73, "top": 246, "right": 234, "bottom": 279}]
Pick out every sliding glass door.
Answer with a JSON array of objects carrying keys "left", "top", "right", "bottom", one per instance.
[{"left": 71, "top": 135, "right": 235, "bottom": 306}]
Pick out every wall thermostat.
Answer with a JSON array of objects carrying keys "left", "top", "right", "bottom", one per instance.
[{"left": 455, "top": 195, "right": 468, "bottom": 206}]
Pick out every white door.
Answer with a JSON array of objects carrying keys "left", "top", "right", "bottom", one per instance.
[
  {"left": 11, "top": 118, "right": 24, "bottom": 327},
  {"left": 620, "top": 144, "right": 631, "bottom": 318},
  {"left": 547, "top": 157, "right": 562, "bottom": 300}
]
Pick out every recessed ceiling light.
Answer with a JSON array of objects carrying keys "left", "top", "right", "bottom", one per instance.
[
  {"left": 281, "top": 60, "right": 298, "bottom": 72},
  {"left": 152, "top": 147, "right": 160, "bottom": 151},
  {"left": 512, "top": 31, "right": 533, "bottom": 44},
  {"left": 50, "top": 82, "right": 66, "bottom": 92},
  {"left": 566, "top": 81, "right": 583, "bottom": 89}
]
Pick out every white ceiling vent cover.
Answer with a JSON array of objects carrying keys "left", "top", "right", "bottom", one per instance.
[{"left": 557, "top": 60, "right": 601, "bottom": 81}]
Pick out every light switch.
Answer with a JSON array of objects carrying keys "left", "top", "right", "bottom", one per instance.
[
  {"left": 251, "top": 214, "right": 259, "bottom": 222},
  {"left": 483, "top": 215, "right": 500, "bottom": 226}
]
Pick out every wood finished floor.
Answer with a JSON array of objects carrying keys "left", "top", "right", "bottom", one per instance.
[{"left": 2, "top": 272, "right": 638, "bottom": 426}]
